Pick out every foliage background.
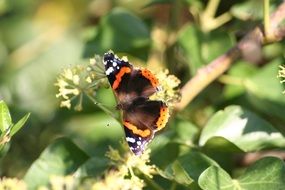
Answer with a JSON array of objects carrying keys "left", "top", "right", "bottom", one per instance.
[{"left": 0, "top": 0, "right": 285, "bottom": 189}]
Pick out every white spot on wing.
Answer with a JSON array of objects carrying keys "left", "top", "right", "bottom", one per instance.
[
  {"left": 105, "top": 67, "right": 114, "bottom": 75},
  {"left": 113, "top": 62, "right": 117, "bottom": 67},
  {"left": 126, "top": 137, "right": 136, "bottom": 143}
]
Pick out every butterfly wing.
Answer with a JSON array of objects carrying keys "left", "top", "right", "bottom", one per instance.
[
  {"left": 123, "top": 99, "right": 169, "bottom": 155},
  {"left": 103, "top": 52, "right": 169, "bottom": 155},
  {"left": 103, "top": 52, "right": 133, "bottom": 91},
  {"left": 103, "top": 52, "right": 159, "bottom": 100},
  {"left": 123, "top": 120, "right": 154, "bottom": 155}
]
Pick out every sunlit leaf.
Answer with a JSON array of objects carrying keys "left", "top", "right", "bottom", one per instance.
[
  {"left": 199, "top": 106, "right": 285, "bottom": 152},
  {"left": 0, "top": 100, "right": 12, "bottom": 133},
  {"left": 199, "top": 157, "right": 285, "bottom": 190}
]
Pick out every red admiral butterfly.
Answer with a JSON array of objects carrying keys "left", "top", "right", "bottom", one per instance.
[{"left": 103, "top": 51, "right": 169, "bottom": 155}]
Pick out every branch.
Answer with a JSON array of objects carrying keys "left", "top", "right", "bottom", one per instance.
[
  {"left": 175, "top": 1, "right": 285, "bottom": 111},
  {"left": 236, "top": 150, "right": 285, "bottom": 167}
]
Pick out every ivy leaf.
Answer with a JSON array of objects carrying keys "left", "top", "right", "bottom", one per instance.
[
  {"left": 0, "top": 100, "right": 12, "bottom": 134},
  {"left": 178, "top": 24, "right": 204, "bottom": 75},
  {"left": 199, "top": 105, "right": 285, "bottom": 152},
  {"left": 161, "top": 151, "right": 219, "bottom": 186},
  {"left": 10, "top": 113, "right": 30, "bottom": 137},
  {"left": 230, "top": 0, "right": 264, "bottom": 21},
  {"left": 178, "top": 25, "right": 233, "bottom": 75},
  {"left": 198, "top": 157, "right": 285, "bottom": 190},
  {"left": 245, "top": 59, "right": 285, "bottom": 123},
  {"left": 24, "top": 138, "right": 89, "bottom": 189},
  {"left": 223, "top": 61, "right": 258, "bottom": 99}
]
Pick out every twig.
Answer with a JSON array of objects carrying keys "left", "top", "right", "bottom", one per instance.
[
  {"left": 175, "top": 1, "right": 285, "bottom": 111},
  {"left": 200, "top": 0, "right": 232, "bottom": 32},
  {"left": 236, "top": 150, "right": 285, "bottom": 167},
  {"left": 264, "top": 0, "right": 271, "bottom": 40}
]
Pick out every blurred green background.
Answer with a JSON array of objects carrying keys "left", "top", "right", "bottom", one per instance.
[{"left": 0, "top": 0, "right": 285, "bottom": 188}]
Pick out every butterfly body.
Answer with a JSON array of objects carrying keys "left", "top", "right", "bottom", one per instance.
[{"left": 103, "top": 52, "right": 169, "bottom": 155}]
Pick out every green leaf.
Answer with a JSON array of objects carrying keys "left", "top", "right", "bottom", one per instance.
[
  {"left": 174, "top": 119, "right": 199, "bottom": 143},
  {"left": 10, "top": 113, "right": 30, "bottom": 136},
  {"left": 178, "top": 25, "right": 233, "bottom": 75},
  {"left": 202, "top": 137, "right": 243, "bottom": 153},
  {"left": 161, "top": 151, "right": 219, "bottom": 186},
  {"left": 24, "top": 137, "right": 89, "bottom": 190},
  {"left": 199, "top": 157, "right": 285, "bottom": 190},
  {"left": 151, "top": 142, "right": 180, "bottom": 169},
  {"left": 230, "top": 0, "right": 264, "bottom": 21},
  {"left": 238, "top": 157, "right": 285, "bottom": 189},
  {"left": 199, "top": 165, "right": 234, "bottom": 190},
  {"left": 0, "top": 100, "right": 12, "bottom": 133},
  {"left": 201, "top": 30, "right": 233, "bottom": 64},
  {"left": 223, "top": 61, "right": 258, "bottom": 99},
  {"left": 63, "top": 112, "right": 122, "bottom": 156},
  {"left": 199, "top": 105, "right": 285, "bottom": 152},
  {"left": 162, "top": 160, "right": 194, "bottom": 186},
  {"left": 84, "top": 8, "right": 150, "bottom": 60},
  {"left": 245, "top": 59, "right": 285, "bottom": 123},
  {"left": 178, "top": 24, "right": 203, "bottom": 75}
]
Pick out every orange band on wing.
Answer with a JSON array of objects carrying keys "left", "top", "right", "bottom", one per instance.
[
  {"left": 112, "top": 67, "right": 131, "bottom": 89},
  {"left": 156, "top": 106, "right": 169, "bottom": 131},
  {"left": 124, "top": 121, "right": 151, "bottom": 137},
  {"left": 141, "top": 69, "right": 159, "bottom": 87}
]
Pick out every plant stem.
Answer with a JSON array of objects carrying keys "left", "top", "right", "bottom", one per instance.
[
  {"left": 204, "top": 0, "right": 220, "bottom": 18},
  {"left": 264, "top": 0, "right": 271, "bottom": 40},
  {"left": 86, "top": 93, "right": 121, "bottom": 123},
  {"left": 201, "top": 0, "right": 231, "bottom": 32}
]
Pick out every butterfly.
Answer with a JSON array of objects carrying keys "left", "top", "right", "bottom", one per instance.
[{"left": 103, "top": 51, "right": 169, "bottom": 155}]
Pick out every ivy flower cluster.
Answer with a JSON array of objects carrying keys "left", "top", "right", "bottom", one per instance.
[
  {"left": 0, "top": 178, "right": 27, "bottom": 190},
  {"left": 92, "top": 143, "right": 157, "bottom": 190},
  {"left": 150, "top": 69, "right": 181, "bottom": 108},
  {"left": 55, "top": 55, "right": 108, "bottom": 111},
  {"left": 278, "top": 65, "right": 285, "bottom": 94}
]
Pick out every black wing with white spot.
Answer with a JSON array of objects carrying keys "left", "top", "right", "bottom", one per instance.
[
  {"left": 123, "top": 123, "right": 154, "bottom": 155},
  {"left": 103, "top": 51, "right": 133, "bottom": 89}
]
